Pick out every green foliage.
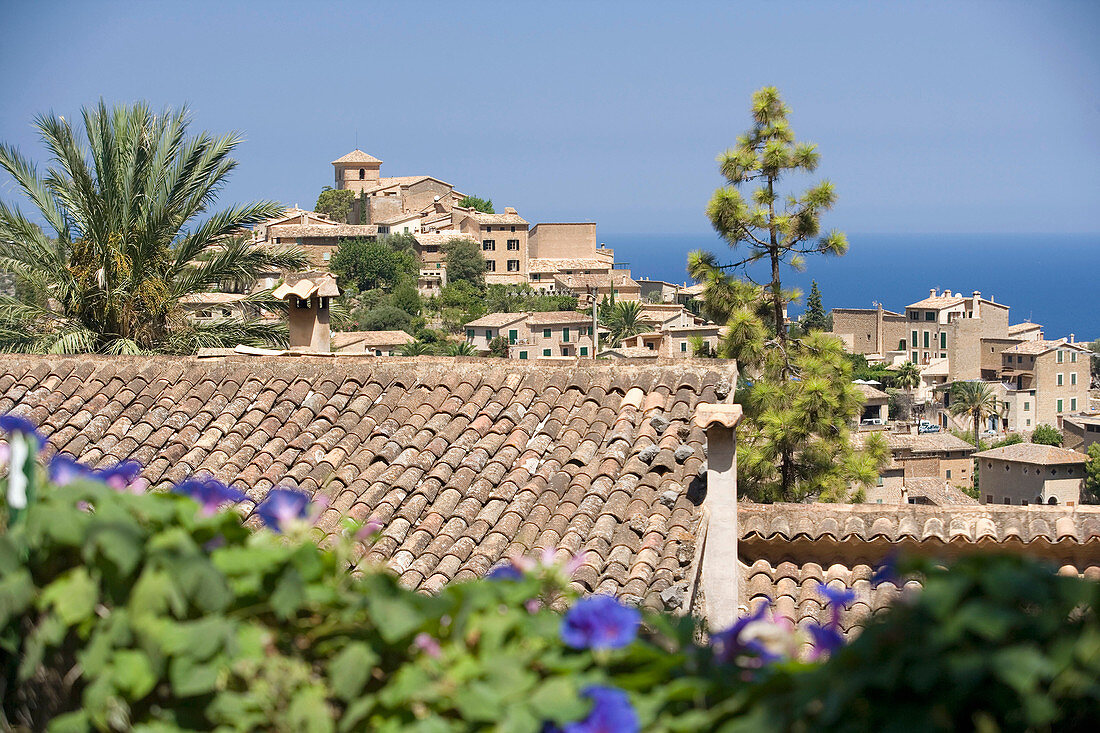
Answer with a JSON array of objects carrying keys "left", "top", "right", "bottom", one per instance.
[
  {"left": 455, "top": 192, "right": 495, "bottom": 212},
  {"left": 443, "top": 239, "right": 487, "bottom": 288},
  {"left": 2, "top": 471, "right": 1098, "bottom": 731},
  {"left": 1029, "top": 424, "right": 1063, "bottom": 447},
  {"left": 314, "top": 187, "right": 356, "bottom": 223},
  {"left": 483, "top": 284, "right": 577, "bottom": 314},
  {"left": 330, "top": 237, "right": 417, "bottom": 293},
  {"left": 949, "top": 382, "right": 1002, "bottom": 448},
  {"left": 488, "top": 336, "right": 510, "bottom": 358},
  {"left": 352, "top": 305, "right": 412, "bottom": 334},
  {"left": 1085, "top": 443, "right": 1100, "bottom": 503},
  {"left": 0, "top": 101, "right": 308, "bottom": 354},
  {"left": 844, "top": 353, "right": 898, "bottom": 388},
  {"left": 736, "top": 332, "right": 888, "bottom": 502},
  {"left": 458, "top": 195, "right": 494, "bottom": 214},
  {"left": 706, "top": 86, "right": 847, "bottom": 347},
  {"left": 444, "top": 340, "right": 476, "bottom": 356},
  {"left": 601, "top": 301, "right": 646, "bottom": 346},
  {"left": 894, "top": 360, "right": 921, "bottom": 390},
  {"left": 390, "top": 281, "right": 421, "bottom": 317},
  {"left": 802, "top": 281, "right": 828, "bottom": 332},
  {"left": 399, "top": 340, "right": 435, "bottom": 356}
]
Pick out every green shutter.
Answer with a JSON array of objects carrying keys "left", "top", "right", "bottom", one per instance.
[
  {"left": 580, "top": 347, "right": 588, "bottom": 356},
  {"left": 543, "top": 349, "right": 551, "bottom": 356},
  {"left": 940, "top": 332, "right": 946, "bottom": 349},
  {"left": 485, "top": 329, "right": 492, "bottom": 339},
  {"left": 923, "top": 331, "right": 929, "bottom": 348},
  {"left": 466, "top": 329, "right": 474, "bottom": 339},
  {"left": 543, "top": 328, "right": 551, "bottom": 338},
  {"left": 519, "top": 351, "right": 528, "bottom": 360},
  {"left": 563, "top": 328, "right": 570, "bottom": 342},
  {"left": 509, "top": 329, "right": 518, "bottom": 344},
  {"left": 1057, "top": 399, "right": 1063, "bottom": 412}
]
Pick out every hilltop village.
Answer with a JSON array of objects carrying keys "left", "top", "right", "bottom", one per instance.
[{"left": 171, "top": 149, "right": 1100, "bottom": 513}]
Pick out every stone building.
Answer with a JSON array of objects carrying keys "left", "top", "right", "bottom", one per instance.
[
  {"left": 463, "top": 311, "right": 600, "bottom": 359},
  {"left": 831, "top": 304, "right": 908, "bottom": 358},
  {"left": 854, "top": 431, "right": 977, "bottom": 502},
  {"left": 254, "top": 208, "right": 378, "bottom": 268},
  {"left": 331, "top": 330, "right": 416, "bottom": 356},
  {"left": 973, "top": 443, "right": 1088, "bottom": 506},
  {"left": 1063, "top": 413, "right": 1100, "bottom": 453},
  {"left": 1000, "top": 339, "right": 1091, "bottom": 430}
]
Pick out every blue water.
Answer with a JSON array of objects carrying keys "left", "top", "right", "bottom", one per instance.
[{"left": 603, "top": 233, "right": 1100, "bottom": 342}]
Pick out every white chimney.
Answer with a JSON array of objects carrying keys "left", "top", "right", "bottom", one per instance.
[
  {"left": 1069, "top": 333, "right": 1075, "bottom": 344},
  {"left": 930, "top": 288, "right": 938, "bottom": 298}
]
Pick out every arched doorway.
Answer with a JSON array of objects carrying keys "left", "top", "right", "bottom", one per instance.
[{"left": 1047, "top": 496, "right": 1058, "bottom": 505}]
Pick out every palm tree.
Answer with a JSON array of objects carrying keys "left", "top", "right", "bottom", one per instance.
[
  {"left": 895, "top": 361, "right": 921, "bottom": 391},
  {"left": 0, "top": 102, "right": 307, "bottom": 354},
  {"left": 603, "top": 300, "right": 646, "bottom": 345},
  {"left": 399, "top": 340, "right": 434, "bottom": 356},
  {"left": 948, "top": 381, "right": 1000, "bottom": 447},
  {"left": 687, "top": 335, "right": 714, "bottom": 358},
  {"left": 444, "top": 340, "right": 475, "bottom": 356}
]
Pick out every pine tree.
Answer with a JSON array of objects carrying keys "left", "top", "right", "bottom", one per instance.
[
  {"left": 803, "top": 280, "right": 828, "bottom": 332},
  {"left": 706, "top": 87, "right": 847, "bottom": 349}
]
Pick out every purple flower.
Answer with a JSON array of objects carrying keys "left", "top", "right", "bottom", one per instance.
[
  {"left": 354, "top": 519, "right": 383, "bottom": 541},
  {"left": 561, "top": 595, "right": 640, "bottom": 651},
  {"left": 871, "top": 554, "right": 900, "bottom": 586},
  {"left": 49, "top": 454, "right": 93, "bottom": 485},
  {"left": 807, "top": 622, "right": 845, "bottom": 659},
  {"left": 565, "top": 686, "right": 638, "bottom": 733},
  {"left": 711, "top": 601, "right": 770, "bottom": 664},
  {"left": 413, "top": 632, "right": 442, "bottom": 658},
  {"left": 487, "top": 562, "right": 524, "bottom": 581},
  {"left": 0, "top": 414, "right": 45, "bottom": 450},
  {"left": 817, "top": 582, "right": 856, "bottom": 609},
  {"left": 174, "top": 476, "right": 247, "bottom": 516},
  {"left": 255, "top": 487, "right": 310, "bottom": 532},
  {"left": 95, "top": 461, "right": 144, "bottom": 493}
]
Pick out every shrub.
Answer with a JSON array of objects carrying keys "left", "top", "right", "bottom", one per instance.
[
  {"left": 1030, "top": 424, "right": 1063, "bottom": 447},
  {"left": 353, "top": 305, "right": 413, "bottom": 334},
  {"left": 2, "top": 419, "right": 1098, "bottom": 732}
]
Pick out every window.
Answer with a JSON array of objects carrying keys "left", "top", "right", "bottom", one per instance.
[
  {"left": 681, "top": 342, "right": 687, "bottom": 352},
  {"left": 925, "top": 311, "right": 935, "bottom": 321},
  {"left": 466, "top": 329, "right": 475, "bottom": 340},
  {"left": 1018, "top": 355, "right": 1023, "bottom": 363},
  {"left": 322, "top": 252, "right": 331, "bottom": 261},
  {"left": 1057, "top": 350, "right": 1064, "bottom": 363},
  {"left": 1071, "top": 352, "right": 1077, "bottom": 363},
  {"left": 911, "top": 330, "right": 918, "bottom": 347},
  {"left": 911, "top": 351, "right": 918, "bottom": 362},
  {"left": 946, "top": 469, "right": 952, "bottom": 479},
  {"left": 485, "top": 329, "right": 492, "bottom": 339},
  {"left": 1026, "top": 419, "right": 1031, "bottom": 426},
  {"left": 1071, "top": 398, "right": 1077, "bottom": 410},
  {"left": 876, "top": 499, "right": 883, "bottom": 504},
  {"left": 580, "top": 347, "right": 588, "bottom": 356},
  {"left": 519, "top": 351, "right": 528, "bottom": 360},
  {"left": 1057, "top": 373, "right": 1063, "bottom": 386},
  {"left": 486, "top": 261, "right": 496, "bottom": 272},
  {"left": 508, "top": 329, "right": 518, "bottom": 344},
  {"left": 1057, "top": 399, "right": 1064, "bottom": 412},
  {"left": 543, "top": 328, "right": 552, "bottom": 338},
  {"left": 1023, "top": 401, "right": 1030, "bottom": 411},
  {"left": 543, "top": 349, "right": 551, "bottom": 356},
  {"left": 923, "top": 331, "right": 930, "bottom": 348},
  {"left": 899, "top": 339, "right": 906, "bottom": 350},
  {"left": 507, "top": 239, "right": 520, "bottom": 250},
  {"left": 986, "top": 495, "right": 993, "bottom": 504},
  {"left": 531, "top": 273, "right": 540, "bottom": 281},
  {"left": 482, "top": 240, "right": 495, "bottom": 251},
  {"left": 1071, "top": 372, "right": 1077, "bottom": 385},
  {"left": 1003, "top": 498, "right": 1011, "bottom": 505},
  {"left": 563, "top": 327, "right": 570, "bottom": 342},
  {"left": 358, "top": 168, "right": 365, "bottom": 180},
  {"left": 940, "top": 332, "right": 946, "bottom": 349},
  {"left": 908, "top": 311, "right": 917, "bottom": 320},
  {"left": 507, "top": 260, "right": 520, "bottom": 272}
]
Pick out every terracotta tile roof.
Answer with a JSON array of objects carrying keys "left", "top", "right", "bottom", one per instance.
[
  {"left": 528, "top": 258, "right": 612, "bottom": 272},
  {"left": 332, "top": 149, "right": 382, "bottom": 164},
  {"left": 413, "top": 233, "right": 477, "bottom": 247},
  {"left": 0, "top": 355, "right": 733, "bottom": 610},
  {"left": 267, "top": 223, "right": 379, "bottom": 238},
  {"left": 179, "top": 293, "right": 248, "bottom": 305},
  {"left": 973, "top": 443, "right": 1089, "bottom": 465},
  {"left": 554, "top": 272, "right": 639, "bottom": 290},
  {"left": 1002, "top": 339, "right": 1089, "bottom": 356},
  {"left": 599, "top": 347, "right": 660, "bottom": 359},
  {"left": 473, "top": 211, "right": 528, "bottom": 225},
  {"left": 905, "top": 294, "right": 967, "bottom": 309},
  {"left": 903, "top": 477, "right": 979, "bottom": 505},
  {"left": 525, "top": 311, "right": 592, "bottom": 325},
  {"left": 272, "top": 272, "right": 339, "bottom": 300},
  {"left": 851, "top": 431, "right": 975, "bottom": 454},
  {"left": 463, "top": 313, "right": 528, "bottom": 328},
  {"left": 331, "top": 331, "right": 416, "bottom": 351},
  {"left": 1008, "top": 322, "right": 1042, "bottom": 335},
  {"left": 854, "top": 383, "right": 889, "bottom": 400}
]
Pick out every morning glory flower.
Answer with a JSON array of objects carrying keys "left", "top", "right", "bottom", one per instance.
[
  {"left": 413, "top": 632, "right": 442, "bottom": 659},
  {"left": 560, "top": 595, "right": 641, "bottom": 651},
  {"left": 564, "top": 686, "right": 639, "bottom": 733},
  {"left": 95, "top": 460, "right": 145, "bottom": 493},
  {"left": 49, "top": 454, "right": 92, "bottom": 485},
  {"left": 255, "top": 487, "right": 311, "bottom": 532},
  {"left": 710, "top": 601, "right": 771, "bottom": 664},
  {"left": 487, "top": 562, "right": 524, "bottom": 581},
  {"left": 871, "top": 554, "right": 900, "bottom": 586},
  {"left": 174, "top": 476, "right": 247, "bottom": 516},
  {"left": 0, "top": 414, "right": 46, "bottom": 450},
  {"left": 817, "top": 582, "right": 856, "bottom": 609},
  {"left": 807, "top": 622, "right": 845, "bottom": 659}
]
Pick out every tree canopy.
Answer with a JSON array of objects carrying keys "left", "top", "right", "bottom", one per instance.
[
  {"left": 1029, "top": 424, "right": 1063, "bottom": 447},
  {"left": 443, "top": 238, "right": 487, "bottom": 288},
  {"left": 314, "top": 187, "right": 356, "bottom": 223},
  {"left": 802, "top": 281, "right": 828, "bottom": 332},
  {"left": 0, "top": 101, "right": 307, "bottom": 354},
  {"left": 949, "top": 382, "right": 1000, "bottom": 447},
  {"left": 458, "top": 194, "right": 494, "bottom": 213},
  {"left": 330, "top": 236, "right": 417, "bottom": 293}
]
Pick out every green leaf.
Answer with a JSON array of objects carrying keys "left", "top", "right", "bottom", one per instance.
[
  {"left": 287, "top": 685, "right": 336, "bottom": 733},
  {"left": 366, "top": 594, "right": 426, "bottom": 643},
  {"left": 328, "top": 641, "right": 379, "bottom": 702},
  {"left": 112, "top": 649, "right": 157, "bottom": 699},
  {"left": 41, "top": 566, "right": 98, "bottom": 626},
  {"left": 0, "top": 567, "right": 34, "bottom": 627},
  {"left": 528, "top": 677, "right": 588, "bottom": 723},
  {"left": 46, "top": 709, "right": 90, "bottom": 733},
  {"left": 169, "top": 654, "right": 222, "bottom": 697},
  {"left": 87, "top": 522, "right": 145, "bottom": 576},
  {"left": 271, "top": 567, "right": 305, "bottom": 619}
]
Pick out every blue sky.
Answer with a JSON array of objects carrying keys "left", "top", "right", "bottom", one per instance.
[{"left": 1, "top": 1, "right": 1097, "bottom": 234}]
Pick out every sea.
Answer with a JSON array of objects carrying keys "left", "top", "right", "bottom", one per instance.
[{"left": 602, "top": 233, "right": 1100, "bottom": 342}]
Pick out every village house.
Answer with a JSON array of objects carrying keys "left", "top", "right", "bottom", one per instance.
[
  {"left": 1000, "top": 338, "right": 1091, "bottom": 430},
  {"left": 853, "top": 431, "right": 977, "bottom": 505},
  {"left": 973, "top": 443, "right": 1088, "bottom": 506},
  {"left": 853, "top": 383, "right": 889, "bottom": 427},
  {"left": 331, "top": 330, "right": 416, "bottom": 356},
  {"left": 1062, "top": 413, "right": 1100, "bottom": 453},
  {"left": 253, "top": 207, "right": 378, "bottom": 268},
  {"left": 3, "top": 354, "right": 1097, "bottom": 638},
  {"left": 463, "top": 311, "right": 600, "bottom": 359},
  {"left": 553, "top": 271, "right": 642, "bottom": 306}
]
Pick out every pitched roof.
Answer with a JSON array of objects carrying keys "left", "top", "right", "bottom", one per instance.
[
  {"left": 462, "top": 312, "right": 529, "bottom": 328},
  {"left": 554, "top": 272, "right": 639, "bottom": 290},
  {"left": 528, "top": 258, "right": 613, "bottom": 272},
  {"left": 413, "top": 233, "right": 477, "bottom": 247},
  {"left": 598, "top": 346, "right": 660, "bottom": 359},
  {"left": 525, "top": 311, "right": 592, "bottom": 325},
  {"left": 903, "top": 477, "right": 979, "bottom": 505},
  {"left": 332, "top": 149, "right": 382, "bottom": 164},
  {"left": 905, "top": 294, "right": 967, "bottom": 309},
  {"left": 973, "top": 443, "right": 1089, "bottom": 465},
  {"left": 0, "top": 355, "right": 734, "bottom": 610},
  {"left": 1008, "top": 322, "right": 1042, "bottom": 335},
  {"left": 1002, "top": 339, "right": 1089, "bottom": 356},
  {"left": 854, "top": 383, "right": 889, "bottom": 400},
  {"left": 266, "top": 223, "right": 379, "bottom": 239},
  {"left": 331, "top": 331, "right": 416, "bottom": 351},
  {"left": 851, "top": 431, "right": 975, "bottom": 454}
]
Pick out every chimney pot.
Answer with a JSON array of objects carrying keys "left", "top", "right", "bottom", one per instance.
[{"left": 930, "top": 288, "right": 937, "bottom": 297}]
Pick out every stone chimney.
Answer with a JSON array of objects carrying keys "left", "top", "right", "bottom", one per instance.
[
  {"left": 971, "top": 291, "right": 981, "bottom": 316},
  {"left": 504, "top": 207, "right": 518, "bottom": 215},
  {"left": 693, "top": 402, "right": 743, "bottom": 630},
  {"left": 273, "top": 272, "right": 340, "bottom": 353},
  {"left": 1069, "top": 334, "right": 1075, "bottom": 344}
]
